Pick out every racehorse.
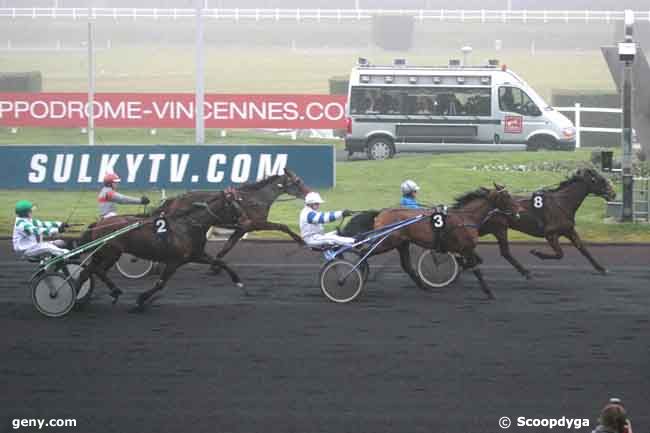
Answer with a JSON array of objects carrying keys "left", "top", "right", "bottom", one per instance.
[
  {"left": 203, "top": 169, "right": 311, "bottom": 271},
  {"left": 340, "top": 184, "right": 523, "bottom": 299},
  {"left": 479, "top": 167, "right": 616, "bottom": 276},
  {"left": 78, "top": 169, "right": 308, "bottom": 312},
  {"left": 78, "top": 192, "right": 244, "bottom": 312}
]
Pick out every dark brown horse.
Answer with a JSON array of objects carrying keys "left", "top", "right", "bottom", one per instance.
[
  {"left": 480, "top": 167, "right": 616, "bottom": 277},
  {"left": 341, "top": 185, "right": 524, "bottom": 299},
  {"left": 206, "top": 168, "right": 310, "bottom": 263},
  {"left": 78, "top": 169, "right": 308, "bottom": 312},
  {"left": 79, "top": 192, "right": 244, "bottom": 312}
]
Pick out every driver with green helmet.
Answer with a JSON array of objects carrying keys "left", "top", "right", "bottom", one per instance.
[{"left": 12, "top": 200, "right": 70, "bottom": 259}]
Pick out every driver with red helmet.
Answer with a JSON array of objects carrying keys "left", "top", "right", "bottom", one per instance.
[{"left": 98, "top": 172, "right": 150, "bottom": 219}]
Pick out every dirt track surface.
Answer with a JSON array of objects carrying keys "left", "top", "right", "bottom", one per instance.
[{"left": 1, "top": 240, "right": 649, "bottom": 433}]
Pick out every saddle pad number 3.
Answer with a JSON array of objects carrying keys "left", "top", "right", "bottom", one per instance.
[
  {"left": 532, "top": 192, "right": 544, "bottom": 210},
  {"left": 431, "top": 212, "right": 446, "bottom": 229}
]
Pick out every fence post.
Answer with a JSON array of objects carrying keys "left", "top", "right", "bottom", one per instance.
[{"left": 574, "top": 102, "right": 581, "bottom": 149}]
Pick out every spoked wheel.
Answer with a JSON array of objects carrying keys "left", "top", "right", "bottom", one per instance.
[
  {"left": 320, "top": 259, "right": 365, "bottom": 303},
  {"left": 64, "top": 263, "right": 95, "bottom": 308},
  {"left": 416, "top": 250, "right": 460, "bottom": 289},
  {"left": 31, "top": 272, "right": 77, "bottom": 318},
  {"left": 340, "top": 250, "right": 370, "bottom": 282},
  {"left": 116, "top": 253, "right": 153, "bottom": 279}
]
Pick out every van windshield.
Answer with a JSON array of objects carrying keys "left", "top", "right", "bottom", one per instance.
[
  {"left": 350, "top": 86, "right": 491, "bottom": 117},
  {"left": 498, "top": 87, "right": 542, "bottom": 117}
]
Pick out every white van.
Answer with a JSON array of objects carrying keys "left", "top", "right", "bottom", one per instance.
[{"left": 344, "top": 58, "right": 576, "bottom": 160}]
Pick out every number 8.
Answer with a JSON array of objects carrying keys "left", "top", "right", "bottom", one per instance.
[{"left": 533, "top": 196, "right": 543, "bottom": 209}]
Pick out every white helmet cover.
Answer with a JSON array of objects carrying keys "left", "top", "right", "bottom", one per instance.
[
  {"left": 400, "top": 180, "right": 420, "bottom": 195},
  {"left": 305, "top": 191, "right": 325, "bottom": 205}
]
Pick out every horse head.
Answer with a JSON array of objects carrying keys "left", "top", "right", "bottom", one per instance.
[
  {"left": 278, "top": 168, "right": 310, "bottom": 199},
  {"left": 488, "top": 184, "right": 523, "bottom": 219},
  {"left": 574, "top": 168, "right": 616, "bottom": 201}
]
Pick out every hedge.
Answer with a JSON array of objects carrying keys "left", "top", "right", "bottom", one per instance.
[{"left": 0, "top": 71, "right": 42, "bottom": 92}]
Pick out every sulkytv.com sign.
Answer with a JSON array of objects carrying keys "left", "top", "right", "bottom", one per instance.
[{"left": 0, "top": 145, "right": 334, "bottom": 190}]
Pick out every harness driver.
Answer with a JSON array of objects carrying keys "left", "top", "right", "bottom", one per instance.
[
  {"left": 12, "top": 200, "right": 70, "bottom": 260},
  {"left": 299, "top": 192, "right": 355, "bottom": 248},
  {"left": 98, "top": 173, "right": 150, "bottom": 219}
]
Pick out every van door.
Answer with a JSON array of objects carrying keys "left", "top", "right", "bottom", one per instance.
[{"left": 497, "top": 86, "right": 543, "bottom": 149}]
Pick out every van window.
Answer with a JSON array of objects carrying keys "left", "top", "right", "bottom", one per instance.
[
  {"left": 498, "top": 87, "right": 541, "bottom": 117},
  {"left": 350, "top": 86, "right": 491, "bottom": 117}
]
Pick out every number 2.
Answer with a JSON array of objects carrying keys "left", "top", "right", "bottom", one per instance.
[
  {"left": 533, "top": 195, "right": 544, "bottom": 209},
  {"left": 155, "top": 219, "right": 167, "bottom": 233}
]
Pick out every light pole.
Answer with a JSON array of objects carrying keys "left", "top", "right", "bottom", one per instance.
[
  {"left": 87, "top": 5, "right": 95, "bottom": 146},
  {"left": 195, "top": 0, "right": 205, "bottom": 145},
  {"left": 618, "top": 10, "right": 636, "bottom": 222}
]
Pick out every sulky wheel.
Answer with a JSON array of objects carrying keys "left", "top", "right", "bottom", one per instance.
[
  {"left": 31, "top": 271, "right": 77, "bottom": 318},
  {"left": 416, "top": 250, "right": 460, "bottom": 289},
  {"left": 319, "top": 259, "right": 365, "bottom": 303},
  {"left": 116, "top": 253, "right": 154, "bottom": 279},
  {"left": 340, "top": 249, "right": 370, "bottom": 282},
  {"left": 64, "top": 263, "right": 95, "bottom": 309}
]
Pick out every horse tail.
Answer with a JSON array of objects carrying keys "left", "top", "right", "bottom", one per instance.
[{"left": 338, "top": 210, "right": 380, "bottom": 237}]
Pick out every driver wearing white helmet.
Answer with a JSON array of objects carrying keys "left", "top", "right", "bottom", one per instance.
[
  {"left": 299, "top": 192, "right": 355, "bottom": 248},
  {"left": 400, "top": 179, "right": 422, "bottom": 209}
]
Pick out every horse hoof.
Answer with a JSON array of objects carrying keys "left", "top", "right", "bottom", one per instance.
[
  {"left": 599, "top": 269, "right": 609, "bottom": 276},
  {"left": 236, "top": 282, "right": 244, "bottom": 288},
  {"left": 524, "top": 272, "right": 533, "bottom": 280},
  {"left": 129, "top": 304, "right": 145, "bottom": 314}
]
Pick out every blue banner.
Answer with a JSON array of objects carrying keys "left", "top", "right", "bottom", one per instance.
[{"left": 0, "top": 144, "right": 335, "bottom": 189}]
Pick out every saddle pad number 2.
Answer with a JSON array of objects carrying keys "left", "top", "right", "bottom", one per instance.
[
  {"left": 154, "top": 217, "right": 168, "bottom": 234},
  {"left": 532, "top": 192, "right": 544, "bottom": 210},
  {"left": 431, "top": 212, "right": 447, "bottom": 230}
]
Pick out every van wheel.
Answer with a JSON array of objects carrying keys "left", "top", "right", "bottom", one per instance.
[
  {"left": 366, "top": 137, "right": 394, "bottom": 160},
  {"left": 527, "top": 135, "right": 556, "bottom": 151}
]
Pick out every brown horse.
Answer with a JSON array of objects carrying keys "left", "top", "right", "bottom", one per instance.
[
  {"left": 78, "top": 170, "right": 309, "bottom": 312},
  {"left": 480, "top": 167, "right": 616, "bottom": 277},
  {"left": 341, "top": 185, "right": 524, "bottom": 299},
  {"left": 207, "top": 168, "right": 311, "bottom": 264},
  {"left": 78, "top": 192, "right": 244, "bottom": 312}
]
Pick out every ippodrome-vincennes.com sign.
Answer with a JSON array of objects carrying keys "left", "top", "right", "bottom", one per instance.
[{"left": 0, "top": 145, "right": 334, "bottom": 189}]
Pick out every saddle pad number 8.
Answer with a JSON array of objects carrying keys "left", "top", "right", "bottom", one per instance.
[
  {"left": 532, "top": 192, "right": 544, "bottom": 210},
  {"left": 431, "top": 212, "right": 447, "bottom": 230}
]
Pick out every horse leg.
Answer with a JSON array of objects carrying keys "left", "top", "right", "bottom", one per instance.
[
  {"left": 195, "top": 253, "right": 244, "bottom": 290},
  {"left": 132, "top": 262, "right": 180, "bottom": 313},
  {"left": 215, "top": 229, "right": 246, "bottom": 258},
  {"left": 465, "top": 252, "right": 495, "bottom": 300},
  {"left": 210, "top": 229, "right": 247, "bottom": 274},
  {"left": 251, "top": 221, "right": 305, "bottom": 245},
  {"left": 566, "top": 229, "right": 608, "bottom": 275},
  {"left": 494, "top": 227, "right": 532, "bottom": 279},
  {"left": 80, "top": 250, "right": 123, "bottom": 303},
  {"left": 530, "top": 233, "right": 564, "bottom": 260},
  {"left": 397, "top": 242, "right": 425, "bottom": 290}
]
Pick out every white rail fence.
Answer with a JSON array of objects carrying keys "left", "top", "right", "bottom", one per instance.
[
  {"left": 1, "top": 8, "right": 650, "bottom": 23},
  {"left": 554, "top": 104, "right": 623, "bottom": 149}
]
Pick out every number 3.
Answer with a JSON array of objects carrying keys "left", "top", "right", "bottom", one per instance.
[
  {"left": 432, "top": 214, "right": 445, "bottom": 229},
  {"left": 533, "top": 195, "right": 544, "bottom": 209},
  {"left": 155, "top": 219, "right": 167, "bottom": 233}
]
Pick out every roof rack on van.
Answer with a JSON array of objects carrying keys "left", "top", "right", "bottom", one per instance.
[{"left": 355, "top": 59, "right": 503, "bottom": 70}]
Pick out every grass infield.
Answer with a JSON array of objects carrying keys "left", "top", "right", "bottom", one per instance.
[{"left": 1, "top": 150, "right": 647, "bottom": 242}]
